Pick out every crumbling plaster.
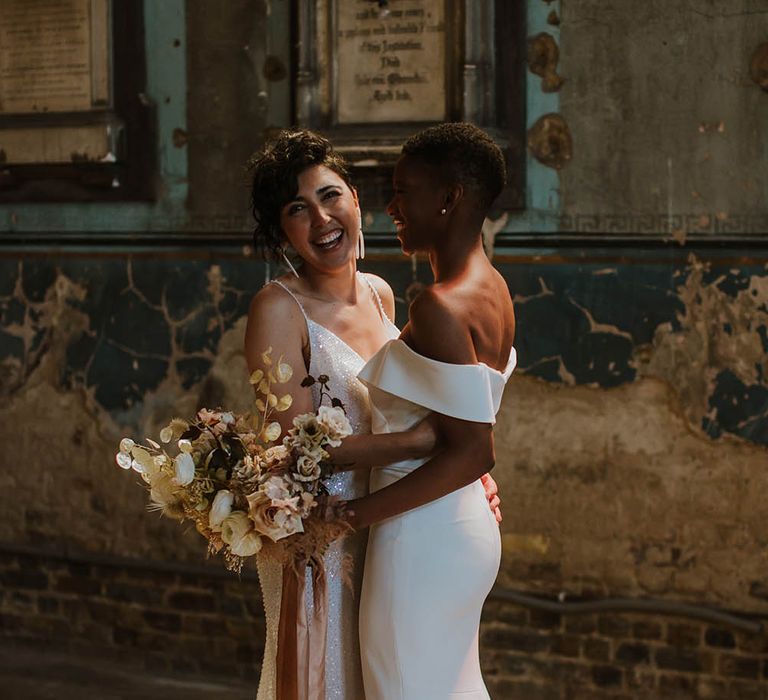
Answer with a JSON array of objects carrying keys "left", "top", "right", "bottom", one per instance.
[
  {"left": 494, "top": 373, "right": 768, "bottom": 613},
  {"left": 0, "top": 255, "right": 765, "bottom": 615}
]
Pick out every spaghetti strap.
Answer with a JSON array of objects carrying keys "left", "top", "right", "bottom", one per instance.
[
  {"left": 270, "top": 280, "right": 310, "bottom": 323},
  {"left": 360, "top": 273, "right": 393, "bottom": 325}
]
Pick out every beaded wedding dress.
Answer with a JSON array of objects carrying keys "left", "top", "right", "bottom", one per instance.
[
  {"left": 358, "top": 339, "right": 516, "bottom": 700},
  {"left": 255, "top": 276, "right": 399, "bottom": 700}
]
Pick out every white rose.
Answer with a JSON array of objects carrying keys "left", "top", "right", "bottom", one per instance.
[
  {"left": 230, "top": 530, "right": 262, "bottom": 557},
  {"left": 247, "top": 492, "right": 304, "bottom": 542},
  {"left": 293, "top": 454, "right": 321, "bottom": 483},
  {"left": 262, "top": 445, "right": 290, "bottom": 470},
  {"left": 317, "top": 405, "right": 352, "bottom": 446},
  {"left": 173, "top": 452, "right": 195, "bottom": 486},
  {"left": 299, "top": 443, "right": 327, "bottom": 463},
  {"left": 209, "top": 490, "right": 234, "bottom": 531},
  {"left": 220, "top": 511, "right": 261, "bottom": 556}
]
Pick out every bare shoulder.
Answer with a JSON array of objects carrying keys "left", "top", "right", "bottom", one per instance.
[
  {"left": 247, "top": 281, "right": 300, "bottom": 322},
  {"left": 408, "top": 286, "right": 475, "bottom": 364},
  {"left": 363, "top": 272, "right": 396, "bottom": 321},
  {"left": 245, "top": 282, "right": 307, "bottom": 370}
]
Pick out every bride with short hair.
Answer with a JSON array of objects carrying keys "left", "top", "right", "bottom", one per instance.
[{"left": 348, "top": 122, "right": 516, "bottom": 700}]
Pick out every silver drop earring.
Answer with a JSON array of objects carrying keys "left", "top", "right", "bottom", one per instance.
[
  {"left": 281, "top": 249, "right": 300, "bottom": 278},
  {"left": 356, "top": 230, "right": 366, "bottom": 260},
  {"left": 356, "top": 212, "right": 366, "bottom": 260}
]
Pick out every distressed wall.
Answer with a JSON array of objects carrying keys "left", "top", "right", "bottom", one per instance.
[
  {"left": 558, "top": 0, "right": 768, "bottom": 234},
  {"left": 0, "top": 0, "right": 767, "bottom": 697}
]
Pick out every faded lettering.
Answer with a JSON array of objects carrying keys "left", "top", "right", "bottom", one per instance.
[{"left": 336, "top": 0, "right": 446, "bottom": 123}]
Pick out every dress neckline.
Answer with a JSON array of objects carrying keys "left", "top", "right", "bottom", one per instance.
[
  {"left": 307, "top": 318, "right": 366, "bottom": 363},
  {"left": 381, "top": 338, "right": 517, "bottom": 378},
  {"left": 270, "top": 274, "right": 399, "bottom": 363}
]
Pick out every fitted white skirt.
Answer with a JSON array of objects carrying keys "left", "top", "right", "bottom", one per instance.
[{"left": 359, "top": 473, "right": 501, "bottom": 700}]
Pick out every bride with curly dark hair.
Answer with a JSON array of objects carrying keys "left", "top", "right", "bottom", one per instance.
[{"left": 245, "top": 126, "right": 505, "bottom": 700}]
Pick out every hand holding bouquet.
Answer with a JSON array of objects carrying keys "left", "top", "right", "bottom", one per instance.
[{"left": 115, "top": 348, "right": 352, "bottom": 573}]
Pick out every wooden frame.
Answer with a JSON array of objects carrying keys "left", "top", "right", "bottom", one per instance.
[{"left": 0, "top": 0, "right": 155, "bottom": 202}]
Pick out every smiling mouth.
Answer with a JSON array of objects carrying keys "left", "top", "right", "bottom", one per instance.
[{"left": 313, "top": 229, "right": 343, "bottom": 249}]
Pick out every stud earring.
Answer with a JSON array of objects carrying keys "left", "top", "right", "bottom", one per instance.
[
  {"left": 281, "top": 249, "right": 300, "bottom": 278},
  {"left": 440, "top": 208, "right": 447, "bottom": 215}
]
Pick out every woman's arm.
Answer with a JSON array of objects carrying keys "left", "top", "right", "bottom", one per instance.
[
  {"left": 327, "top": 414, "right": 439, "bottom": 471},
  {"left": 244, "top": 284, "right": 315, "bottom": 432},
  {"left": 346, "top": 416, "right": 493, "bottom": 528},
  {"left": 345, "top": 288, "right": 496, "bottom": 528}
]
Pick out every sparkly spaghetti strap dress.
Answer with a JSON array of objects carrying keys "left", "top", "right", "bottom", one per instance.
[{"left": 255, "top": 274, "right": 399, "bottom": 700}]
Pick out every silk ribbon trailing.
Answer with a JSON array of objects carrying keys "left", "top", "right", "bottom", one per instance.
[{"left": 275, "top": 559, "right": 328, "bottom": 700}]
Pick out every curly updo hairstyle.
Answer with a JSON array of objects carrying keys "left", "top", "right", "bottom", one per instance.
[
  {"left": 401, "top": 122, "right": 506, "bottom": 210},
  {"left": 248, "top": 130, "right": 353, "bottom": 261}
]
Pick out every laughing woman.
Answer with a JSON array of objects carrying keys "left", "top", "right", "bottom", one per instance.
[
  {"left": 245, "top": 129, "right": 481, "bottom": 699},
  {"left": 348, "top": 123, "right": 517, "bottom": 700},
  {"left": 245, "top": 129, "right": 501, "bottom": 699}
]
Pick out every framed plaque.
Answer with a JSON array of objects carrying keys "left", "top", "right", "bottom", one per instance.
[
  {"left": 294, "top": 0, "right": 525, "bottom": 209},
  {"left": 0, "top": 0, "right": 155, "bottom": 201},
  {"left": 334, "top": 1, "right": 449, "bottom": 124}
]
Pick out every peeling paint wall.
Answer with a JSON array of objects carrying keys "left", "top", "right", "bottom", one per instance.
[
  {"left": 1, "top": 252, "right": 765, "bottom": 613},
  {"left": 0, "top": 257, "right": 261, "bottom": 562},
  {"left": 492, "top": 251, "right": 768, "bottom": 614},
  {"left": 0, "top": 1, "right": 767, "bottom": 693}
]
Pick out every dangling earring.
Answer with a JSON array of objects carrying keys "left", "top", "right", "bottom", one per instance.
[
  {"left": 356, "top": 212, "right": 365, "bottom": 260},
  {"left": 356, "top": 230, "right": 366, "bottom": 260},
  {"left": 281, "top": 249, "right": 300, "bottom": 278}
]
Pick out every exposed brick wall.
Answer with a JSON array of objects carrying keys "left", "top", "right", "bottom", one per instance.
[
  {"left": 0, "top": 547, "right": 264, "bottom": 682},
  {"left": 2, "top": 547, "right": 766, "bottom": 698},
  {"left": 480, "top": 600, "right": 768, "bottom": 699}
]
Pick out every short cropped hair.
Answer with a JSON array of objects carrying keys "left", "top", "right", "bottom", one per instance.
[
  {"left": 401, "top": 122, "right": 506, "bottom": 209},
  {"left": 248, "top": 130, "right": 353, "bottom": 260}
]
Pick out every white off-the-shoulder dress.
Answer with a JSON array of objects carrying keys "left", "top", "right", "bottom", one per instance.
[{"left": 358, "top": 339, "right": 516, "bottom": 700}]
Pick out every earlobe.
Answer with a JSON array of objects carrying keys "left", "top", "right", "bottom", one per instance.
[{"left": 442, "top": 184, "right": 464, "bottom": 215}]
